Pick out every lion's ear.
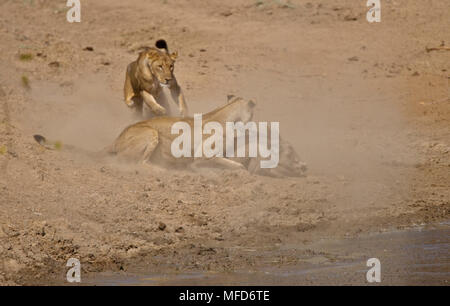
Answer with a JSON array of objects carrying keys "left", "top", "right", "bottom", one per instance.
[
  {"left": 169, "top": 51, "right": 178, "bottom": 61},
  {"left": 227, "top": 94, "right": 235, "bottom": 101},
  {"left": 146, "top": 49, "right": 161, "bottom": 61}
]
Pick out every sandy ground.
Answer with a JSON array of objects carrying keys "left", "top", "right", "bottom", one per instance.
[{"left": 0, "top": 0, "right": 449, "bottom": 285}]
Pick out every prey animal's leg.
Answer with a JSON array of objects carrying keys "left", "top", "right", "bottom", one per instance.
[
  {"left": 141, "top": 90, "right": 166, "bottom": 116},
  {"left": 170, "top": 79, "right": 188, "bottom": 117}
]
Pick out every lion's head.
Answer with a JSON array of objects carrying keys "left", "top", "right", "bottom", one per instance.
[{"left": 137, "top": 40, "right": 178, "bottom": 86}]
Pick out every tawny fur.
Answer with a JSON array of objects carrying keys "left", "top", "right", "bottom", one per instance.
[
  {"left": 124, "top": 39, "right": 188, "bottom": 119},
  {"left": 34, "top": 96, "right": 306, "bottom": 177}
]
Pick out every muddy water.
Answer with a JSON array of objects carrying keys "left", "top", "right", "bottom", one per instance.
[{"left": 86, "top": 223, "right": 449, "bottom": 286}]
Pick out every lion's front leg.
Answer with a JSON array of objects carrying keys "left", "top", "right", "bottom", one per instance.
[
  {"left": 124, "top": 66, "right": 136, "bottom": 107},
  {"left": 169, "top": 80, "right": 188, "bottom": 117},
  {"left": 141, "top": 90, "right": 167, "bottom": 116}
]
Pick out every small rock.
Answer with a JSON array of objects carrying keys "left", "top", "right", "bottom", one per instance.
[
  {"left": 48, "top": 61, "right": 60, "bottom": 68},
  {"left": 158, "top": 222, "right": 166, "bottom": 231},
  {"left": 348, "top": 56, "right": 359, "bottom": 62},
  {"left": 344, "top": 15, "right": 358, "bottom": 21},
  {"left": 83, "top": 46, "right": 94, "bottom": 51}
]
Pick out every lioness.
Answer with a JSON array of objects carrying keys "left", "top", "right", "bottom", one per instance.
[
  {"left": 124, "top": 39, "right": 188, "bottom": 118},
  {"left": 109, "top": 95, "right": 255, "bottom": 170},
  {"left": 34, "top": 96, "right": 306, "bottom": 177}
]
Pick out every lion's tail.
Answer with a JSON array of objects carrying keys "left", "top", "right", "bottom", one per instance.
[
  {"left": 33, "top": 134, "right": 110, "bottom": 159},
  {"left": 33, "top": 134, "right": 64, "bottom": 150},
  {"left": 155, "top": 39, "right": 169, "bottom": 52}
]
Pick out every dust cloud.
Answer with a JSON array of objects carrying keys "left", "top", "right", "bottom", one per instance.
[{"left": 20, "top": 74, "right": 135, "bottom": 152}]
